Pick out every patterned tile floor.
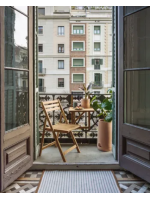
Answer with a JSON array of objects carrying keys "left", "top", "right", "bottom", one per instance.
[
  {"left": 2, "top": 170, "right": 150, "bottom": 193},
  {"left": 114, "top": 170, "right": 150, "bottom": 193},
  {"left": 3, "top": 171, "right": 43, "bottom": 193}
]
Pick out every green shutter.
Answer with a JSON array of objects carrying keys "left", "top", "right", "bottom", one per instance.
[
  {"left": 92, "top": 59, "right": 95, "bottom": 65},
  {"left": 100, "top": 59, "right": 103, "bottom": 65},
  {"left": 73, "top": 26, "right": 83, "bottom": 30}
]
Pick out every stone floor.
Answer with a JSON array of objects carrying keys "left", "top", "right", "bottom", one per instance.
[
  {"left": 35, "top": 144, "right": 116, "bottom": 163},
  {"left": 2, "top": 170, "right": 150, "bottom": 193}
]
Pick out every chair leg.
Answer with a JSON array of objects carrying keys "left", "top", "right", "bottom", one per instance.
[
  {"left": 53, "top": 131, "right": 66, "bottom": 162},
  {"left": 70, "top": 131, "right": 80, "bottom": 153},
  {"left": 39, "top": 119, "right": 46, "bottom": 156},
  {"left": 54, "top": 132, "right": 59, "bottom": 147}
]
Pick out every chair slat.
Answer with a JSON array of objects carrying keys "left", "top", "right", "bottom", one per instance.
[
  {"left": 45, "top": 103, "right": 59, "bottom": 108},
  {"left": 42, "top": 100, "right": 59, "bottom": 105},
  {"left": 46, "top": 107, "right": 60, "bottom": 112}
]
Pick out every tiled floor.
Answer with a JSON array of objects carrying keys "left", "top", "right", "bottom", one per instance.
[
  {"left": 114, "top": 170, "right": 150, "bottom": 193},
  {"left": 2, "top": 170, "right": 150, "bottom": 193},
  {"left": 3, "top": 171, "right": 43, "bottom": 193}
]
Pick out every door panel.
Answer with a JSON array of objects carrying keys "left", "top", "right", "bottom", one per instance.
[
  {"left": 119, "top": 6, "right": 150, "bottom": 182},
  {"left": 0, "top": 6, "right": 34, "bottom": 191}
]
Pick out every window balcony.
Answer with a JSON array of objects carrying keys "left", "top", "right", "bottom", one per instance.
[
  {"left": 92, "top": 81, "right": 104, "bottom": 89},
  {"left": 73, "top": 29, "right": 84, "bottom": 34},
  {"left": 39, "top": 86, "right": 46, "bottom": 92},
  {"left": 39, "top": 68, "right": 46, "bottom": 75}
]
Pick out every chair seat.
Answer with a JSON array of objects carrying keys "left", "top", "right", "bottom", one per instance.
[{"left": 45, "top": 123, "right": 80, "bottom": 133}]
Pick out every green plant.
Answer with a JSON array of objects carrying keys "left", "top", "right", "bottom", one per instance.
[
  {"left": 90, "top": 89, "right": 113, "bottom": 122},
  {"left": 79, "top": 82, "right": 93, "bottom": 99}
]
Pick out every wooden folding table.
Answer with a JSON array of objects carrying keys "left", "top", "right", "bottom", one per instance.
[{"left": 69, "top": 107, "right": 94, "bottom": 130}]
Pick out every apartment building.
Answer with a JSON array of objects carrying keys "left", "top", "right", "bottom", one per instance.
[
  {"left": 38, "top": 6, "right": 70, "bottom": 93},
  {"left": 38, "top": 6, "right": 112, "bottom": 94},
  {"left": 70, "top": 7, "right": 112, "bottom": 94}
]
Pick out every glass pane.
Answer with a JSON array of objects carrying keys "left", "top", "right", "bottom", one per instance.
[
  {"left": 38, "top": 8, "right": 45, "bottom": 15},
  {"left": 124, "top": 6, "right": 145, "bottom": 16},
  {"left": 5, "top": 7, "right": 28, "bottom": 69},
  {"left": 5, "top": 70, "right": 29, "bottom": 131},
  {"left": 73, "top": 42, "right": 83, "bottom": 49},
  {"left": 14, "top": 6, "right": 28, "bottom": 15},
  {"left": 124, "top": 70, "right": 150, "bottom": 129},
  {"left": 124, "top": 7, "right": 150, "bottom": 69},
  {"left": 73, "top": 59, "right": 83, "bottom": 66},
  {"left": 73, "top": 74, "right": 83, "bottom": 82}
]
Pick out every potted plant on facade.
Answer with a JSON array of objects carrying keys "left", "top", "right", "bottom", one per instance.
[
  {"left": 91, "top": 89, "right": 113, "bottom": 151},
  {"left": 79, "top": 82, "right": 92, "bottom": 108}
]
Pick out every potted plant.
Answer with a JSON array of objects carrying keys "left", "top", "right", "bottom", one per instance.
[
  {"left": 79, "top": 82, "right": 92, "bottom": 108},
  {"left": 91, "top": 89, "right": 113, "bottom": 151}
]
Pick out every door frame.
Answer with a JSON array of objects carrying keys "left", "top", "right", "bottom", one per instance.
[
  {"left": 0, "top": 6, "right": 34, "bottom": 191},
  {"left": 118, "top": 6, "right": 150, "bottom": 182}
]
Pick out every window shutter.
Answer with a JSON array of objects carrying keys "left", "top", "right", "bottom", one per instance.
[
  {"left": 92, "top": 59, "right": 95, "bottom": 65},
  {"left": 100, "top": 59, "right": 103, "bottom": 65}
]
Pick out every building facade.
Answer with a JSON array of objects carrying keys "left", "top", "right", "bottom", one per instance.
[
  {"left": 38, "top": 6, "right": 112, "bottom": 94},
  {"left": 38, "top": 6, "right": 70, "bottom": 93}
]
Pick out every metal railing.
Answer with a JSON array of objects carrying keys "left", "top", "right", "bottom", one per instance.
[
  {"left": 39, "top": 93, "right": 110, "bottom": 143},
  {"left": 39, "top": 68, "right": 46, "bottom": 75},
  {"left": 39, "top": 87, "right": 46, "bottom": 92},
  {"left": 92, "top": 82, "right": 104, "bottom": 89}
]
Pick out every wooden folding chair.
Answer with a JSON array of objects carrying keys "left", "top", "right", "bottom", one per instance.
[{"left": 39, "top": 99, "right": 81, "bottom": 162}]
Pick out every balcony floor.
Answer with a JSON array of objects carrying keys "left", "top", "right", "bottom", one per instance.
[{"left": 35, "top": 144, "right": 116, "bottom": 164}]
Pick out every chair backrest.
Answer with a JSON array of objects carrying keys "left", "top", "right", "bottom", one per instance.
[
  {"left": 41, "top": 100, "right": 68, "bottom": 130},
  {"left": 42, "top": 99, "right": 60, "bottom": 113}
]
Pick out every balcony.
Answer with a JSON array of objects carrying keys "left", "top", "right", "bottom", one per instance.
[
  {"left": 39, "top": 86, "right": 46, "bottom": 92},
  {"left": 92, "top": 82, "right": 104, "bottom": 89},
  {"left": 39, "top": 68, "right": 46, "bottom": 75},
  {"left": 38, "top": 93, "right": 110, "bottom": 143},
  {"left": 71, "top": 6, "right": 112, "bottom": 10}
]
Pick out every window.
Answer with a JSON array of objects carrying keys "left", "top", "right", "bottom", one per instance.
[
  {"left": 58, "top": 26, "right": 64, "bottom": 35},
  {"left": 58, "top": 60, "right": 64, "bottom": 69},
  {"left": 94, "top": 26, "right": 100, "bottom": 34},
  {"left": 73, "top": 74, "right": 84, "bottom": 83},
  {"left": 38, "top": 44, "right": 43, "bottom": 52},
  {"left": 73, "top": 42, "right": 84, "bottom": 51},
  {"left": 73, "top": 59, "right": 84, "bottom": 67},
  {"left": 73, "top": 25, "right": 84, "bottom": 34},
  {"left": 38, "top": 60, "right": 43, "bottom": 73},
  {"left": 58, "top": 78, "right": 64, "bottom": 87},
  {"left": 58, "top": 44, "right": 64, "bottom": 53},
  {"left": 38, "top": 26, "right": 43, "bottom": 34},
  {"left": 38, "top": 8, "right": 45, "bottom": 15},
  {"left": 94, "top": 73, "right": 102, "bottom": 85},
  {"left": 94, "top": 42, "right": 100, "bottom": 51}
]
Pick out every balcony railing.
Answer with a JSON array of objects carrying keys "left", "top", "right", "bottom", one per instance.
[
  {"left": 39, "top": 68, "right": 46, "bottom": 75},
  {"left": 39, "top": 86, "right": 46, "bottom": 92},
  {"left": 39, "top": 93, "right": 110, "bottom": 143},
  {"left": 73, "top": 30, "right": 84, "bottom": 34},
  {"left": 71, "top": 6, "right": 112, "bottom": 10},
  {"left": 92, "top": 82, "right": 104, "bottom": 89}
]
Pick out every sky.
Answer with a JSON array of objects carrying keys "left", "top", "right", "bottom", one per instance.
[{"left": 14, "top": 6, "right": 28, "bottom": 47}]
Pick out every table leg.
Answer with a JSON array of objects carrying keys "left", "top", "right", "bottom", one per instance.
[{"left": 88, "top": 111, "right": 91, "bottom": 130}]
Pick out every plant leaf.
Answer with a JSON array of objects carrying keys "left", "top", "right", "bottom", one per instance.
[
  {"left": 104, "top": 111, "right": 112, "bottom": 122},
  {"left": 92, "top": 101, "right": 100, "bottom": 111},
  {"left": 101, "top": 99, "right": 112, "bottom": 110}
]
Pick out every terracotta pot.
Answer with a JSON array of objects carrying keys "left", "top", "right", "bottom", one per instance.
[
  {"left": 81, "top": 99, "right": 90, "bottom": 108},
  {"left": 97, "top": 119, "right": 112, "bottom": 151}
]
